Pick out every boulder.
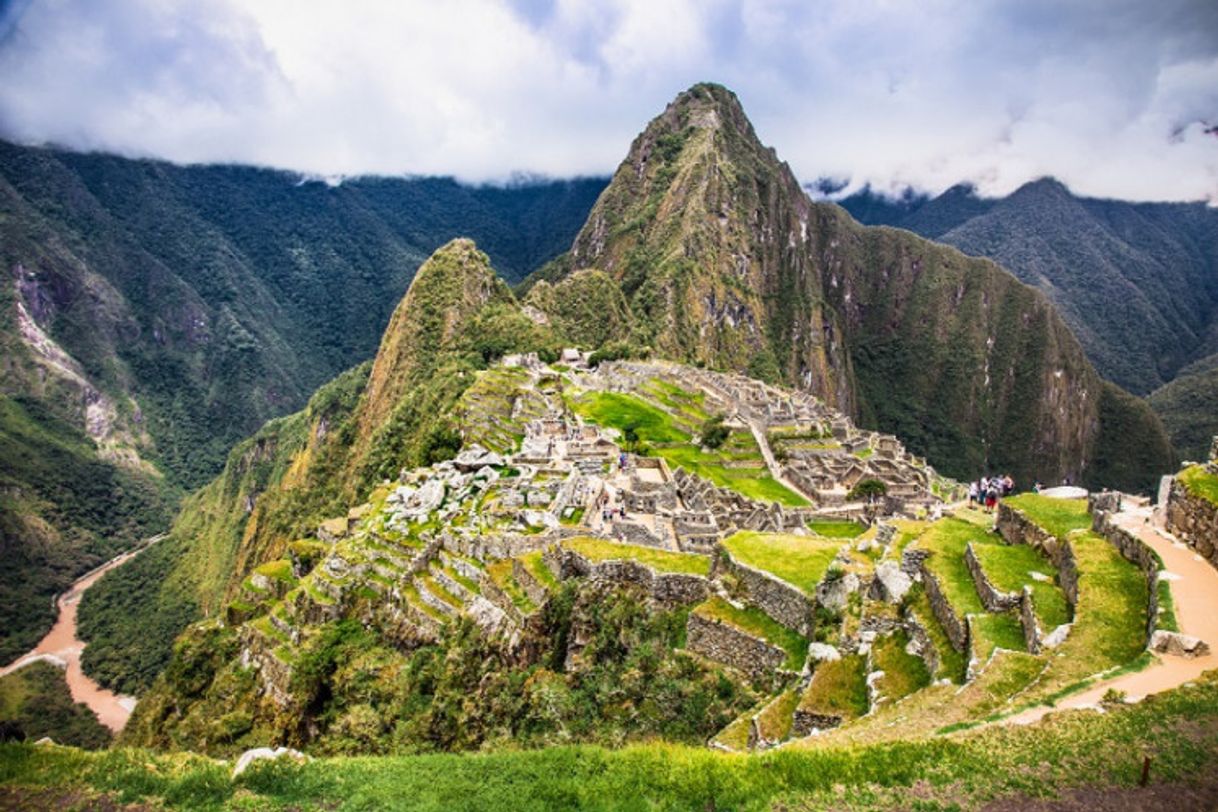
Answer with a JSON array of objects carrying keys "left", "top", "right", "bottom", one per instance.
[
  {"left": 807, "top": 643, "right": 841, "bottom": 663},
  {"left": 871, "top": 561, "right": 912, "bottom": 604},
  {"left": 1149, "top": 630, "right": 1210, "bottom": 658},
  {"left": 232, "top": 746, "right": 309, "bottom": 778}
]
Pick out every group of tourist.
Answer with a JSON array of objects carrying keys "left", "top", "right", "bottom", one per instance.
[{"left": 967, "top": 474, "right": 1015, "bottom": 510}]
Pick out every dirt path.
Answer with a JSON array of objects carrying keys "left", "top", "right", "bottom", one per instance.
[
  {"left": 0, "top": 535, "right": 165, "bottom": 732},
  {"left": 1007, "top": 505, "right": 1218, "bottom": 725},
  {"left": 745, "top": 418, "right": 818, "bottom": 504}
]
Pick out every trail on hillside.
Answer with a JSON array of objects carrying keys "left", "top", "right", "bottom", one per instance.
[
  {"left": 1006, "top": 504, "right": 1218, "bottom": 725},
  {"left": 0, "top": 535, "right": 166, "bottom": 732}
]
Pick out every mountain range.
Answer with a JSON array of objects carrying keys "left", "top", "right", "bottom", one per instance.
[
  {"left": 65, "top": 83, "right": 1174, "bottom": 698},
  {"left": 0, "top": 144, "right": 603, "bottom": 662},
  {"left": 836, "top": 179, "right": 1218, "bottom": 460}
]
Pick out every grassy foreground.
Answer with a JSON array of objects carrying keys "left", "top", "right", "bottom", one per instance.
[{"left": 4, "top": 670, "right": 1218, "bottom": 810}]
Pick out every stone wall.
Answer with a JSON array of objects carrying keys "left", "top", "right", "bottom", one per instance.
[
  {"left": 963, "top": 542, "right": 1021, "bottom": 612},
  {"left": 919, "top": 564, "right": 968, "bottom": 653},
  {"left": 685, "top": 611, "right": 787, "bottom": 684},
  {"left": 1165, "top": 478, "right": 1218, "bottom": 570},
  {"left": 1092, "top": 508, "right": 1161, "bottom": 645},
  {"left": 902, "top": 611, "right": 941, "bottom": 679},
  {"left": 996, "top": 503, "right": 1079, "bottom": 609},
  {"left": 1018, "top": 586, "right": 1044, "bottom": 655},
  {"left": 512, "top": 558, "right": 551, "bottom": 607},
  {"left": 547, "top": 546, "right": 709, "bottom": 608},
  {"left": 721, "top": 552, "right": 815, "bottom": 636},
  {"left": 790, "top": 709, "right": 843, "bottom": 738}
]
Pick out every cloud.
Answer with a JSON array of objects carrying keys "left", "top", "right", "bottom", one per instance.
[{"left": 0, "top": 0, "right": 1215, "bottom": 201}]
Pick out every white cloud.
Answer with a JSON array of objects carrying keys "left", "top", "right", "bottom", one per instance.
[{"left": 0, "top": 0, "right": 1215, "bottom": 201}]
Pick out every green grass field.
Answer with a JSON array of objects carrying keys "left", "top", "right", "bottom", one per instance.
[
  {"left": 870, "top": 632, "right": 931, "bottom": 704},
  {"left": 562, "top": 537, "right": 710, "bottom": 577},
  {"left": 971, "top": 543, "right": 1071, "bottom": 630},
  {"left": 916, "top": 518, "right": 989, "bottom": 616},
  {"left": 722, "top": 531, "right": 843, "bottom": 595},
  {"left": 5, "top": 671, "right": 1218, "bottom": 811},
  {"left": 569, "top": 390, "right": 808, "bottom": 506},
  {"left": 805, "top": 520, "right": 867, "bottom": 538},
  {"left": 1003, "top": 494, "right": 1091, "bottom": 539},
  {"left": 693, "top": 597, "right": 808, "bottom": 670}
]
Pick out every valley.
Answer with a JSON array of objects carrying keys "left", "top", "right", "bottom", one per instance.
[{"left": 0, "top": 70, "right": 1214, "bottom": 811}]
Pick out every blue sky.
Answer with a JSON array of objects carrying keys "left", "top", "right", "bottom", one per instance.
[{"left": 1, "top": 0, "right": 1215, "bottom": 201}]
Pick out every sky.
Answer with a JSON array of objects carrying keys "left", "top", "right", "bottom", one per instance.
[{"left": 0, "top": 0, "right": 1216, "bottom": 202}]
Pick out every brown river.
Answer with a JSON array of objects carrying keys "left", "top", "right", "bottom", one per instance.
[{"left": 0, "top": 536, "right": 164, "bottom": 733}]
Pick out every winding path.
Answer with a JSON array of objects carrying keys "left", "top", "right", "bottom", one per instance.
[
  {"left": 1007, "top": 504, "right": 1218, "bottom": 725},
  {"left": 0, "top": 535, "right": 165, "bottom": 733}
]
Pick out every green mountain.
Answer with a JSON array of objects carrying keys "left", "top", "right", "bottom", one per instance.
[
  {"left": 1149, "top": 353, "right": 1218, "bottom": 462},
  {"left": 837, "top": 179, "right": 1218, "bottom": 458},
  {"left": 0, "top": 141, "right": 603, "bottom": 663},
  {"left": 533, "top": 84, "right": 1171, "bottom": 491}
]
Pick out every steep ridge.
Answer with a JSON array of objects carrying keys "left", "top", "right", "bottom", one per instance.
[
  {"left": 77, "top": 240, "right": 559, "bottom": 693},
  {"left": 533, "top": 84, "right": 1171, "bottom": 490},
  {"left": 837, "top": 178, "right": 1218, "bottom": 457},
  {"left": 0, "top": 146, "right": 601, "bottom": 664}
]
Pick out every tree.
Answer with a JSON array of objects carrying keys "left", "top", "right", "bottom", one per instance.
[
  {"left": 848, "top": 478, "right": 888, "bottom": 502},
  {"left": 700, "top": 414, "right": 730, "bottom": 450}
]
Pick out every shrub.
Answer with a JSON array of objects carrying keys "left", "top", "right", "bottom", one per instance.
[
  {"left": 700, "top": 414, "right": 731, "bottom": 450},
  {"left": 848, "top": 479, "right": 888, "bottom": 501}
]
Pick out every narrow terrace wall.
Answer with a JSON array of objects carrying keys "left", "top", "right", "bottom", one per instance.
[
  {"left": 963, "top": 542, "right": 1021, "bottom": 612},
  {"left": 1165, "top": 478, "right": 1218, "bottom": 571},
  {"left": 685, "top": 611, "right": 786, "bottom": 683},
  {"left": 717, "top": 550, "right": 815, "bottom": 636},
  {"left": 918, "top": 563, "right": 968, "bottom": 654},
  {"left": 1091, "top": 508, "right": 1161, "bottom": 646},
  {"left": 996, "top": 503, "right": 1079, "bottom": 609}
]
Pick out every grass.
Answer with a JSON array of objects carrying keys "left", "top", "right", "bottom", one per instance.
[
  {"left": 797, "top": 654, "right": 869, "bottom": 720},
  {"left": 254, "top": 559, "right": 297, "bottom": 585},
  {"left": 870, "top": 632, "right": 931, "bottom": 705},
  {"left": 755, "top": 689, "right": 801, "bottom": 742},
  {"left": 518, "top": 551, "right": 560, "bottom": 591},
  {"left": 1003, "top": 494, "right": 1091, "bottom": 539},
  {"left": 806, "top": 520, "right": 867, "bottom": 539},
  {"left": 915, "top": 518, "right": 989, "bottom": 616},
  {"left": 1157, "top": 579, "right": 1178, "bottom": 632},
  {"left": 562, "top": 536, "right": 710, "bottom": 576},
  {"left": 570, "top": 391, "right": 690, "bottom": 444},
  {"left": 7, "top": 671, "right": 1218, "bottom": 809},
  {"left": 485, "top": 560, "right": 537, "bottom": 614},
  {"left": 722, "top": 531, "right": 843, "bottom": 595},
  {"left": 970, "top": 613, "right": 1028, "bottom": 660},
  {"left": 1020, "top": 532, "right": 1148, "bottom": 702},
  {"left": 570, "top": 389, "right": 807, "bottom": 506},
  {"left": 903, "top": 585, "right": 967, "bottom": 683},
  {"left": 710, "top": 713, "right": 752, "bottom": 751},
  {"left": 1178, "top": 464, "right": 1218, "bottom": 506},
  {"left": 401, "top": 583, "right": 449, "bottom": 624},
  {"left": 971, "top": 542, "right": 1071, "bottom": 630},
  {"left": 694, "top": 597, "right": 808, "bottom": 670}
]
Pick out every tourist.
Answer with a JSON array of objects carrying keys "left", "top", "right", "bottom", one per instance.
[
  {"left": 1002, "top": 474, "right": 1014, "bottom": 496},
  {"left": 968, "top": 481, "right": 979, "bottom": 504},
  {"left": 1033, "top": 481, "right": 1043, "bottom": 494},
  {"left": 985, "top": 484, "right": 998, "bottom": 511}
]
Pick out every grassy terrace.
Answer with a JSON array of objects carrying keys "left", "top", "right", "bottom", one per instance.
[
  {"left": 693, "top": 597, "right": 808, "bottom": 670},
  {"left": 915, "top": 518, "right": 989, "bottom": 616},
  {"left": 8, "top": 672, "right": 1218, "bottom": 810},
  {"left": 798, "top": 654, "right": 869, "bottom": 721},
  {"left": 518, "top": 551, "right": 560, "bottom": 591},
  {"left": 1021, "top": 532, "right": 1148, "bottom": 700},
  {"left": 1003, "top": 493, "right": 1091, "bottom": 539},
  {"left": 400, "top": 583, "right": 449, "bottom": 624},
  {"left": 904, "top": 585, "right": 967, "bottom": 682},
  {"left": 971, "top": 613, "right": 1028, "bottom": 660},
  {"left": 870, "top": 632, "right": 931, "bottom": 704},
  {"left": 721, "top": 531, "right": 843, "bottom": 595},
  {"left": 569, "top": 390, "right": 808, "bottom": 506},
  {"left": 755, "top": 689, "right": 801, "bottom": 742},
  {"left": 485, "top": 560, "right": 537, "bottom": 614},
  {"left": 1179, "top": 464, "right": 1218, "bottom": 505},
  {"left": 971, "top": 543, "right": 1071, "bottom": 630},
  {"left": 562, "top": 536, "right": 710, "bottom": 576},
  {"left": 805, "top": 520, "right": 867, "bottom": 539}
]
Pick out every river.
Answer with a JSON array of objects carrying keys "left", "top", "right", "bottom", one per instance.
[{"left": 0, "top": 535, "right": 165, "bottom": 733}]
